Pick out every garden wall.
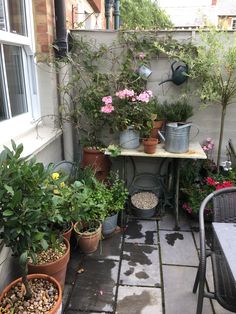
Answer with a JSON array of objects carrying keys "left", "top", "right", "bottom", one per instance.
[{"left": 71, "top": 29, "right": 236, "bottom": 165}]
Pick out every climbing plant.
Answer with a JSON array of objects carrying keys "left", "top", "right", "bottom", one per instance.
[{"left": 57, "top": 31, "right": 195, "bottom": 147}]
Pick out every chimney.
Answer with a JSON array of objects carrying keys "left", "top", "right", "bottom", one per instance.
[{"left": 212, "top": 0, "right": 217, "bottom": 5}]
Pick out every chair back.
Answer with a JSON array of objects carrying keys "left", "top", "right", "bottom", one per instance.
[{"left": 212, "top": 187, "right": 236, "bottom": 223}]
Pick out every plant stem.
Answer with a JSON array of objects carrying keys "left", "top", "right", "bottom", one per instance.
[
  {"left": 217, "top": 104, "right": 227, "bottom": 172},
  {"left": 21, "top": 264, "right": 32, "bottom": 299}
]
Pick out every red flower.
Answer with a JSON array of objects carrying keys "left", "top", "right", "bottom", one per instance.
[
  {"left": 206, "top": 177, "right": 216, "bottom": 186},
  {"left": 215, "top": 181, "right": 233, "bottom": 190}
]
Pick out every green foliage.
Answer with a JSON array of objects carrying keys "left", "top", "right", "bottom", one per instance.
[
  {"left": 58, "top": 32, "right": 193, "bottom": 146},
  {"left": 0, "top": 141, "right": 61, "bottom": 281},
  {"left": 105, "top": 171, "right": 129, "bottom": 216},
  {"left": 157, "top": 98, "right": 193, "bottom": 122},
  {"left": 120, "top": 0, "right": 173, "bottom": 30},
  {"left": 162, "top": 28, "right": 236, "bottom": 168}
]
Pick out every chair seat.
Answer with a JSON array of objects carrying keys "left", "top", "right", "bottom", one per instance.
[{"left": 212, "top": 251, "right": 236, "bottom": 312}]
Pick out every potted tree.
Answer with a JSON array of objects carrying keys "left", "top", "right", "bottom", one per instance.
[
  {"left": 71, "top": 167, "right": 107, "bottom": 253},
  {"left": 0, "top": 141, "right": 66, "bottom": 312},
  {"left": 102, "top": 172, "right": 129, "bottom": 237}
]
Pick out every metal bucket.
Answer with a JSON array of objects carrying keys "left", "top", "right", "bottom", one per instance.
[
  {"left": 165, "top": 122, "right": 191, "bottom": 153},
  {"left": 119, "top": 126, "right": 140, "bottom": 149}
]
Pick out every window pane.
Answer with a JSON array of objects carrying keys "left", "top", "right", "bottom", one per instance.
[
  {"left": 7, "top": 0, "right": 27, "bottom": 35},
  {"left": 4, "top": 45, "right": 28, "bottom": 117},
  {"left": 0, "top": 53, "right": 8, "bottom": 121},
  {"left": 0, "top": 0, "right": 6, "bottom": 31}
]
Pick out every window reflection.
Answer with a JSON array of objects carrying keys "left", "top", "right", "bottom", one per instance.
[
  {"left": 8, "top": 0, "right": 27, "bottom": 35},
  {"left": 0, "top": 0, "right": 6, "bottom": 31},
  {"left": 0, "top": 54, "right": 8, "bottom": 121},
  {"left": 4, "top": 45, "right": 28, "bottom": 117}
]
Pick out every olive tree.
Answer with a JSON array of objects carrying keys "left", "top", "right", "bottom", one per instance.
[{"left": 164, "top": 28, "right": 236, "bottom": 171}]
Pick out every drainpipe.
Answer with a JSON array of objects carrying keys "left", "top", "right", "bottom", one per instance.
[
  {"left": 105, "top": 0, "right": 111, "bottom": 30},
  {"left": 113, "top": 0, "right": 120, "bottom": 30},
  {"left": 54, "top": 0, "right": 74, "bottom": 161},
  {"left": 54, "top": 0, "right": 67, "bottom": 58}
]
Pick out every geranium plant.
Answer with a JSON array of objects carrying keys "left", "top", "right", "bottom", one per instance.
[{"left": 100, "top": 88, "right": 153, "bottom": 131}]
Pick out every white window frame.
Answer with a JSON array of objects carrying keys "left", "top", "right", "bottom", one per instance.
[{"left": 0, "top": 0, "right": 40, "bottom": 142}]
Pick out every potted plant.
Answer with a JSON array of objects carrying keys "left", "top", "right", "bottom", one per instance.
[
  {"left": 71, "top": 168, "right": 107, "bottom": 253},
  {"left": 0, "top": 141, "right": 66, "bottom": 312},
  {"left": 47, "top": 170, "right": 74, "bottom": 241},
  {"left": 100, "top": 89, "right": 154, "bottom": 149},
  {"left": 102, "top": 172, "right": 129, "bottom": 237}
]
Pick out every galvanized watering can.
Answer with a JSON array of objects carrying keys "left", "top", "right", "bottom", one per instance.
[{"left": 158, "top": 122, "right": 198, "bottom": 153}]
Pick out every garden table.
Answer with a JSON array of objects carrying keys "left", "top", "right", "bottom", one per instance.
[
  {"left": 212, "top": 222, "right": 236, "bottom": 287},
  {"left": 106, "top": 141, "right": 206, "bottom": 230}
]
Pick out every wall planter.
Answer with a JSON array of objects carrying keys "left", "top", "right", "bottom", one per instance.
[
  {"left": 102, "top": 213, "right": 118, "bottom": 237},
  {"left": 28, "top": 238, "right": 70, "bottom": 290},
  {"left": 0, "top": 274, "right": 62, "bottom": 314},
  {"left": 143, "top": 138, "right": 158, "bottom": 154},
  {"left": 81, "top": 147, "right": 111, "bottom": 181},
  {"left": 119, "top": 127, "right": 140, "bottom": 149},
  {"left": 74, "top": 221, "right": 102, "bottom": 254}
]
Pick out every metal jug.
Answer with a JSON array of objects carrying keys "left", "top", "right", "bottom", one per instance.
[
  {"left": 159, "top": 61, "right": 188, "bottom": 86},
  {"left": 158, "top": 122, "right": 193, "bottom": 153}
]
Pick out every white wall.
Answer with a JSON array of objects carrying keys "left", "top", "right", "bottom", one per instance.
[{"left": 72, "top": 30, "right": 236, "bottom": 164}]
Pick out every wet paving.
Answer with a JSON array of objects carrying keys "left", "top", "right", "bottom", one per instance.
[{"left": 62, "top": 211, "right": 233, "bottom": 314}]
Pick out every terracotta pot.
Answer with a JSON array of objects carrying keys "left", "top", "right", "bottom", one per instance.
[
  {"left": 28, "top": 238, "right": 70, "bottom": 290},
  {"left": 143, "top": 138, "right": 158, "bottom": 154},
  {"left": 0, "top": 274, "right": 62, "bottom": 314},
  {"left": 81, "top": 147, "right": 111, "bottom": 181},
  {"left": 74, "top": 221, "right": 102, "bottom": 254},
  {"left": 150, "top": 120, "right": 164, "bottom": 139},
  {"left": 62, "top": 223, "right": 73, "bottom": 242}
]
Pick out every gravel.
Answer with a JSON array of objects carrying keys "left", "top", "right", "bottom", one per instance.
[
  {"left": 0, "top": 278, "right": 59, "bottom": 313},
  {"left": 30, "top": 242, "right": 67, "bottom": 265},
  {"left": 131, "top": 191, "right": 159, "bottom": 209}
]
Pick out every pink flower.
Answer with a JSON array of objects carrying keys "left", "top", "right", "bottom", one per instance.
[
  {"left": 182, "top": 202, "right": 192, "bottom": 214},
  {"left": 138, "top": 52, "right": 146, "bottom": 59},
  {"left": 116, "top": 89, "right": 135, "bottom": 99},
  {"left": 101, "top": 104, "right": 114, "bottom": 113},
  {"left": 102, "top": 96, "right": 112, "bottom": 105},
  {"left": 203, "top": 145, "right": 208, "bottom": 151},
  {"left": 136, "top": 91, "right": 151, "bottom": 103}
]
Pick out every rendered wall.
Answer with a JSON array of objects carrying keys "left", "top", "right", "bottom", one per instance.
[{"left": 72, "top": 30, "right": 236, "bottom": 164}]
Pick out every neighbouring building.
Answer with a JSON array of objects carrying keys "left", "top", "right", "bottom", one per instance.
[{"left": 157, "top": 0, "right": 236, "bottom": 29}]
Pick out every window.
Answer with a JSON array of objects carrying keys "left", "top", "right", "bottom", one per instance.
[
  {"left": 0, "top": 0, "right": 38, "bottom": 128},
  {"left": 232, "top": 18, "right": 236, "bottom": 30}
]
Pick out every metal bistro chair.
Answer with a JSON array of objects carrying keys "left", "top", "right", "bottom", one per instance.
[{"left": 193, "top": 187, "right": 236, "bottom": 314}]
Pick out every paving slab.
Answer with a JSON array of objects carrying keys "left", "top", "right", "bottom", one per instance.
[
  {"left": 120, "top": 243, "right": 161, "bottom": 287},
  {"left": 116, "top": 286, "right": 163, "bottom": 314},
  {"left": 62, "top": 284, "right": 73, "bottom": 311},
  {"left": 65, "top": 249, "right": 84, "bottom": 284},
  {"left": 159, "top": 230, "right": 198, "bottom": 266},
  {"left": 125, "top": 219, "right": 158, "bottom": 245},
  {"left": 90, "top": 232, "right": 122, "bottom": 261},
  {"left": 159, "top": 208, "right": 191, "bottom": 231},
  {"left": 66, "top": 257, "right": 119, "bottom": 312},
  {"left": 163, "top": 265, "right": 213, "bottom": 314}
]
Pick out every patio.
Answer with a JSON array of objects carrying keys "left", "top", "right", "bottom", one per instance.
[{"left": 62, "top": 209, "right": 234, "bottom": 314}]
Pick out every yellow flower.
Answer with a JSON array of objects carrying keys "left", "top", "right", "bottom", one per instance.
[
  {"left": 52, "top": 172, "right": 59, "bottom": 180},
  {"left": 60, "top": 182, "right": 65, "bottom": 188},
  {"left": 53, "top": 189, "right": 60, "bottom": 195}
]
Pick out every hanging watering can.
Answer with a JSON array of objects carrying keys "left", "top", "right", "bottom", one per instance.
[
  {"left": 159, "top": 61, "right": 188, "bottom": 86},
  {"left": 158, "top": 122, "right": 196, "bottom": 153}
]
